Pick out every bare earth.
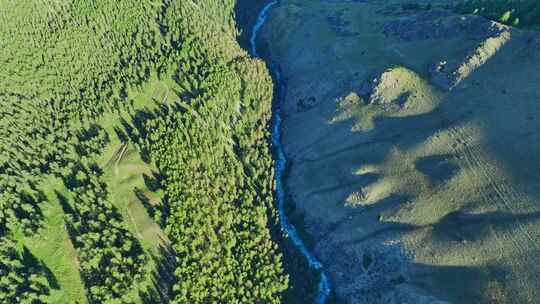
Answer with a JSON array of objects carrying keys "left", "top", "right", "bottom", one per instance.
[{"left": 259, "top": 1, "right": 540, "bottom": 303}]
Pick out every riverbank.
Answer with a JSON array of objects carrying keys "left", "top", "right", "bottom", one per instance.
[
  {"left": 235, "top": 0, "right": 271, "bottom": 49},
  {"left": 258, "top": 0, "right": 540, "bottom": 303},
  {"left": 236, "top": 1, "right": 335, "bottom": 303}
]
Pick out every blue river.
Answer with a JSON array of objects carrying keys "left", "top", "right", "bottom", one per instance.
[{"left": 249, "top": 2, "right": 331, "bottom": 303}]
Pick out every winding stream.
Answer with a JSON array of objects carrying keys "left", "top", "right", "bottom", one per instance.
[{"left": 250, "top": 2, "right": 331, "bottom": 303}]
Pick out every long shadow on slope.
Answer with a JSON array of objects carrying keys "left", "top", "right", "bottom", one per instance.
[
  {"left": 329, "top": 207, "right": 537, "bottom": 303},
  {"left": 325, "top": 230, "right": 510, "bottom": 303},
  {"left": 410, "top": 262, "right": 511, "bottom": 304},
  {"left": 339, "top": 209, "right": 540, "bottom": 247},
  {"left": 430, "top": 210, "right": 540, "bottom": 243},
  {"left": 303, "top": 105, "right": 470, "bottom": 165},
  {"left": 309, "top": 88, "right": 538, "bottom": 302},
  {"left": 317, "top": 194, "right": 411, "bottom": 242}
]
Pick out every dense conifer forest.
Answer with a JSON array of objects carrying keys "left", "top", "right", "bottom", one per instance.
[{"left": 0, "top": 0, "right": 297, "bottom": 303}]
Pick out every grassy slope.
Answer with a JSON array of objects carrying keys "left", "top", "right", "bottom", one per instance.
[
  {"left": 96, "top": 79, "right": 173, "bottom": 303},
  {"left": 0, "top": 1, "right": 165, "bottom": 299},
  {"left": 21, "top": 178, "right": 88, "bottom": 304},
  {"left": 261, "top": 0, "right": 540, "bottom": 303},
  {"left": 9, "top": 76, "right": 174, "bottom": 303}
]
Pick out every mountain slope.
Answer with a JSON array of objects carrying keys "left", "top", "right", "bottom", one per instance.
[{"left": 260, "top": 0, "right": 540, "bottom": 303}]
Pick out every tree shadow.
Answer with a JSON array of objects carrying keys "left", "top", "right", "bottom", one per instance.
[
  {"left": 22, "top": 246, "right": 60, "bottom": 290},
  {"left": 53, "top": 190, "right": 80, "bottom": 248},
  {"left": 143, "top": 173, "right": 162, "bottom": 192},
  {"left": 134, "top": 186, "right": 165, "bottom": 226},
  {"left": 122, "top": 108, "right": 165, "bottom": 164},
  {"left": 54, "top": 190, "right": 75, "bottom": 215},
  {"left": 139, "top": 244, "right": 177, "bottom": 304},
  {"left": 134, "top": 187, "right": 153, "bottom": 212},
  {"left": 114, "top": 126, "right": 129, "bottom": 144}
]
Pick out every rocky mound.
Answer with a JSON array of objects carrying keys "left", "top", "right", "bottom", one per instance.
[{"left": 368, "top": 67, "right": 429, "bottom": 106}]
